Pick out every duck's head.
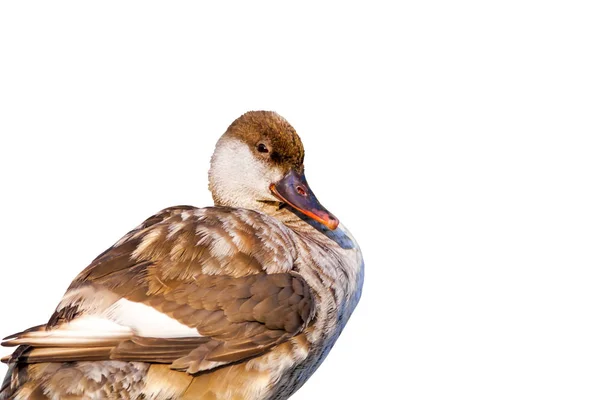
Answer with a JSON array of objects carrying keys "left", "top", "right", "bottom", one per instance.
[{"left": 209, "top": 111, "right": 339, "bottom": 230}]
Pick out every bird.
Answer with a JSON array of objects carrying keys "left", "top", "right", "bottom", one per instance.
[{"left": 0, "top": 111, "right": 364, "bottom": 400}]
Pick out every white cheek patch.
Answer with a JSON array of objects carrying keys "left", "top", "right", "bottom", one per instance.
[
  {"left": 209, "top": 138, "right": 284, "bottom": 207},
  {"left": 105, "top": 299, "right": 202, "bottom": 338}
]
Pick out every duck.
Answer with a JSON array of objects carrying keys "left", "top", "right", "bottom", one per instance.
[{"left": 0, "top": 111, "right": 364, "bottom": 400}]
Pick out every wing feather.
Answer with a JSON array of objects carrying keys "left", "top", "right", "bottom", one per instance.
[{"left": 2, "top": 206, "right": 314, "bottom": 374}]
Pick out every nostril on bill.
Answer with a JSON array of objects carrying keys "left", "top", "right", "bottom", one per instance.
[{"left": 296, "top": 186, "right": 307, "bottom": 196}]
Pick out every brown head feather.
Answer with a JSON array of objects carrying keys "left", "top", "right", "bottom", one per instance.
[{"left": 225, "top": 111, "right": 305, "bottom": 170}]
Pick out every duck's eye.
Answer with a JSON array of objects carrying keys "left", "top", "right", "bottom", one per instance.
[{"left": 257, "top": 143, "right": 269, "bottom": 153}]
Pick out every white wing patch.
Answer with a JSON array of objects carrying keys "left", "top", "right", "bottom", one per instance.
[
  {"left": 105, "top": 299, "right": 202, "bottom": 338},
  {"left": 3, "top": 299, "right": 201, "bottom": 350},
  {"left": 3, "top": 316, "right": 132, "bottom": 347}
]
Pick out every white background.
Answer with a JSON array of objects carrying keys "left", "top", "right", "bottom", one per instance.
[{"left": 1, "top": 2, "right": 599, "bottom": 399}]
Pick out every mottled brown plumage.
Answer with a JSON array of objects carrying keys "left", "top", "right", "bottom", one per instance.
[{"left": 1, "top": 111, "right": 363, "bottom": 400}]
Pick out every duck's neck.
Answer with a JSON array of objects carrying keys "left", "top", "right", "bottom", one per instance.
[
  {"left": 254, "top": 204, "right": 315, "bottom": 233},
  {"left": 212, "top": 197, "right": 345, "bottom": 246},
  {"left": 267, "top": 205, "right": 358, "bottom": 252}
]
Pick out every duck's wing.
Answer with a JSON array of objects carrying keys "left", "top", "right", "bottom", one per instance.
[{"left": 1, "top": 206, "right": 314, "bottom": 374}]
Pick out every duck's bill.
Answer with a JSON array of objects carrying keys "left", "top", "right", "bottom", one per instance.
[{"left": 270, "top": 170, "right": 339, "bottom": 230}]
